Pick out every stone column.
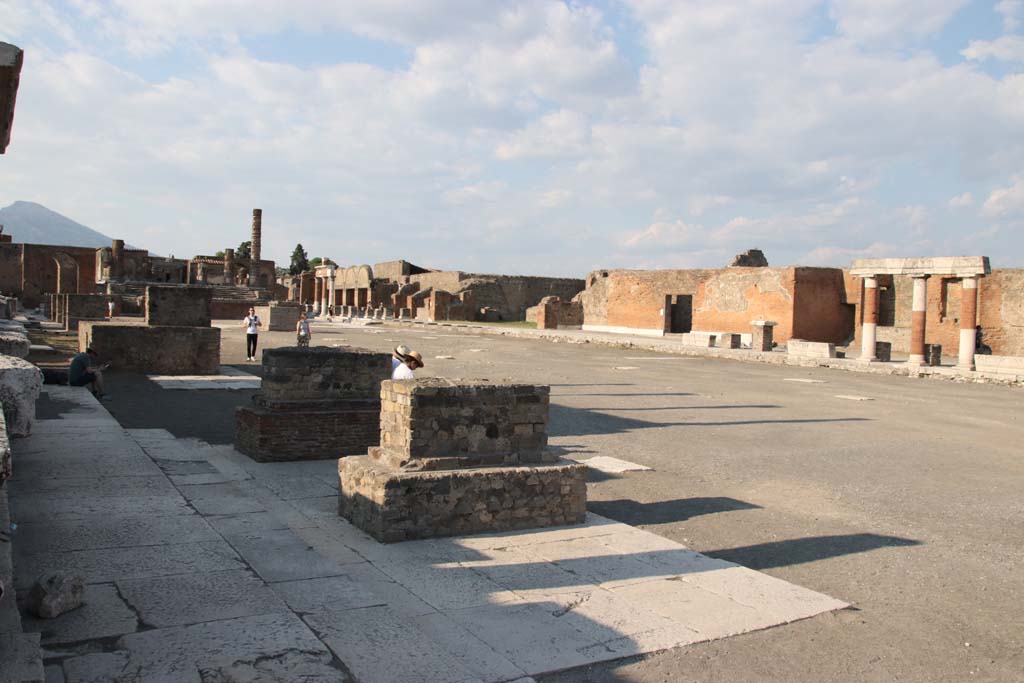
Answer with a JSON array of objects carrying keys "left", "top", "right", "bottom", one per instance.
[
  {"left": 328, "top": 268, "right": 336, "bottom": 314},
  {"left": 859, "top": 276, "right": 879, "bottom": 361},
  {"left": 223, "top": 248, "right": 235, "bottom": 286},
  {"left": 908, "top": 275, "right": 929, "bottom": 366},
  {"left": 313, "top": 276, "right": 322, "bottom": 315},
  {"left": 110, "top": 239, "right": 124, "bottom": 280},
  {"left": 250, "top": 209, "right": 262, "bottom": 287},
  {"left": 958, "top": 276, "right": 979, "bottom": 370}
]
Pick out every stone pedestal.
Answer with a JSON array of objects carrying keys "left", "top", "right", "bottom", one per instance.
[
  {"left": 234, "top": 346, "right": 391, "bottom": 462},
  {"left": 875, "top": 341, "right": 892, "bottom": 362},
  {"left": 79, "top": 323, "right": 220, "bottom": 375},
  {"left": 338, "top": 378, "right": 587, "bottom": 543},
  {"left": 751, "top": 320, "right": 777, "bottom": 352},
  {"left": 0, "top": 355, "right": 42, "bottom": 437}
]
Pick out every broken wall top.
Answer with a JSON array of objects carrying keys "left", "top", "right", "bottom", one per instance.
[
  {"left": 145, "top": 285, "right": 212, "bottom": 327},
  {"left": 260, "top": 346, "right": 391, "bottom": 403}
]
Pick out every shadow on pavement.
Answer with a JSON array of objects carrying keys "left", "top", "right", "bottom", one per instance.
[
  {"left": 589, "top": 497, "right": 762, "bottom": 525},
  {"left": 706, "top": 533, "right": 922, "bottom": 569}
]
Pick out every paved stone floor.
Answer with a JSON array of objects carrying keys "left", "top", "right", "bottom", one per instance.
[
  {"left": 11, "top": 319, "right": 1024, "bottom": 681},
  {"left": 12, "top": 386, "right": 843, "bottom": 682}
]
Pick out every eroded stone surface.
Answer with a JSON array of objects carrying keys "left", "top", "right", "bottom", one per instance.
[
  {"left": 27, "top": 571, "right": 85, "bottom": 618},
  {"left": 0, "top": 354, "right": 42, "bottom": 436}
]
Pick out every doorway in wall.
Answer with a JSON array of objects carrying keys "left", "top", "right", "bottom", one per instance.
[{"left": 669, "top": 294, "right": 693, "bottom": 333}]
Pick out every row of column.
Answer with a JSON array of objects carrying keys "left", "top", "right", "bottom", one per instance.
[
  {"left": 312, "top": 266, "right": 336, "bottom": 315},
  {"left": 859, "top": 275, "right": 979, "bottom": 369}
]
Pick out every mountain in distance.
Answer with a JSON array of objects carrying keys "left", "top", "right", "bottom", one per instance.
[{"left": 0, "top": 201, "right": 142, "bottom": 250}]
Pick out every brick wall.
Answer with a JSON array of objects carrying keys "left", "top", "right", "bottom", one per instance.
[
  {"left": 145, "top": 286, "right": 212, "bottom": 327},
  {"left": 235, "top": 404, "right": 380, "bottom": 462},
  {"left": 534, "top": 296, "right": 584, "bottom": 329},
  {"left": 79, "top": 323, "right": 221, "bottom": 374},
  {"left": 261, "top": 346, "right": 391, "bottom": 403}
]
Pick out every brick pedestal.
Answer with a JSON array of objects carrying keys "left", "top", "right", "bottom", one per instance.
[
  {"left": 338, "top": 378, "right": 587, "bottom": 543},
  {"left": 234, "top": 346, "right": 390, "bottom": 462}
]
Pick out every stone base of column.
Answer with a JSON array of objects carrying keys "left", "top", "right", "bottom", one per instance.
[
  {"left": 338, "top": 455, "right": 587, "bottom": 543},
  {"left": 958, "top": 328, "right": 976, "bottom": 370},
  {"left": 907, "top": 354, "right": 926, "bottom": 366}
]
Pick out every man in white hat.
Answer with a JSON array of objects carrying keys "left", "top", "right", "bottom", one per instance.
[{"left": 391, "top": 345, "right": 424, "bottom": 380}]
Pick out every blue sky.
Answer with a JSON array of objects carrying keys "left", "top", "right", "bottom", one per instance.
[{"left": 1, "top": 0, "right": 1022, "bottom": 276}]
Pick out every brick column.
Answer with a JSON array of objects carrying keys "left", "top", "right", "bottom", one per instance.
[
  {"left": 958, "top": 276, "right": 979, "bottom": 370},
  {"left": 223, "top": 248, "right": 234, "bottom": 285},
  {"left": 859, "top": 276, "right": 879, "bottom": 361},
  {"left": 110, "top": 239, "right": 124, "bottom": 280},
  {"left": 909, "top": 275, "right": 929, "bottom": 366},
  {"left": 313, "top": 276, "right": 322, "bottom": 315},
  {"left": 249, "top": 209, "right": 262, "bottom": 287}
]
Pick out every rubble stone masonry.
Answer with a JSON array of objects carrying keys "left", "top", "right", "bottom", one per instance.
[
  {"left": 145, "top": 286, "right": 212, "bottom": 327},
  {"left": 338, "top": 378, "right": 586, "bottom": 543}
]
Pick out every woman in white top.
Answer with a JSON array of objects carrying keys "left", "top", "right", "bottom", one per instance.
[
  {"left": 242, "top": 307, "right": 262, "bottom": 361},
  {"left": 296, "top": 311, "right": 311, "bottom": 348}
]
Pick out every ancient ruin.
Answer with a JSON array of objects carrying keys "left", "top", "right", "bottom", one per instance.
[
  {"left": 0, "top": 42, "right": 23, "bottom": 155},
  {"left": 235, "top": 346, "right": 391, "bottom": 462},
  {"left": 338, "top": 378, "right": 587, "bottom": 542},
  {"left": 78, "top": 286, "right": 220, "bottom": 375}
]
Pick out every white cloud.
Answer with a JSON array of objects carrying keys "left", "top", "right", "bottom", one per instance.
[
  {"left": 997, "top": 0, "right": 1023, "bottom": 31},
  {"left": 948, "top": 192, "right": 974, "bottom": 208},
  {"left": 962, "top": 35, "right": 1024, "bottom": 63},
  {"left": 829, "top": 0, "right": 970, "bottom": 44},
  {"left": 441, "top": 181, "right": 508, "bottom": 206},
  {"left": 622, "top": 216, "right": 702, "bottom": 248},
  {"left": 982, "top": 178, "right": 1024, "bottom": 218},
  {"left": 494, "top": 109, "right": 592, "bottom": 160}
]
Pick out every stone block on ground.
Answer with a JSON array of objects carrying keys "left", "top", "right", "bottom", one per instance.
[
  {"left": 0, "top": 355, "right": 43, "bottom": 436},
  {"left": 27, "top": 571, "right": 85, "bottom": 618},
  {"left": 0, "top": 330, "right": 30, "bottom": 358},
  {"left": 680, "top": 332, "right": 716, "bottom": 347},
  {"left": 338, "top": 456, "right": 587, "bottom": 543},
  {"left": 974, "top": 355, "right": 1024, "bottom": 377},
  {"left": 255, "top": 302, "right": 302, "bottom": 331},
  {"left": 716, "top": 333, "right": 742, "bottom": 349},
  {"left": 78, "top": 323, "right": 220, "bottom": 375},
  {"left": 787, "top": 339, "right": 837, "bottom": 359}
]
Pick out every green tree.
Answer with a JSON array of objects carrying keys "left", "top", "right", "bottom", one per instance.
[
  {"left": 237, "top": 240, "right": 252, "bottom": 260},
  {"left": 308, "top": 257, "right": 336, "bottom": 268},
  {"left": 289, "top": 243, "right": 309, "bottom": 275}
]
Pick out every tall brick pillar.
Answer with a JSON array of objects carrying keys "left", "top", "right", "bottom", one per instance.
[
  {"left": 224, "top": 248, "right": 235, "bottom": 285},
  {"left": 958, "top": 276, "right": 979, "bottom": 370},
  {"left": 250, "top": 209, "right": 262, "bottom": 288},
  {"left": 859, "top": 276, "right": 879, "bottom": 361},
  {"left": 110, "top": 239, "right": 124, "bottom": 280},
  {"left": 909, "top": 275, "right": 928, "bottom": 366}
]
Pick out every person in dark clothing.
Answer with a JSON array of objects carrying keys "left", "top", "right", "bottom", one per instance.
[
  {"left": 69, "top": 347, "right": 109, "bottom": 398},
  {"left": 975, "top": 325, "right": 992, "bottom": 355}
]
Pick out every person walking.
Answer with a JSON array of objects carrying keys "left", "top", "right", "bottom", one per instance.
[
  {"left": 106, "top": 298, "right": 115, "bottom": 319},
  {"left": 243, "top": 307, "right": 262, "bottom": 361},
  {"left": 296, "top": 311, "right": 312, "bottom": 348}
]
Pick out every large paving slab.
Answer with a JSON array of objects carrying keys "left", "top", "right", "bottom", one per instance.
[
  {"left": 16, "top": 385, "right": 849, "bottom": 683},
  {"left": 147, "top": 365, "right": 260, "bottom": 390}
]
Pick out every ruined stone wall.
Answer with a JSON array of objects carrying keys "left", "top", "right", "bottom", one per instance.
[
  {"left": 63, "top": 293, "right": 111, "bottom": 331},
  {"left": 693, "top": 267, "right": 798, "bottom": 340},
  {"left": 0, "top": 244, "right": 22, "bottom": 296},
  {"left": 580, "top": 269, "right": 713, "bottom": 333},
  {"left": 79, "top": 323, "right": 221, "bottom": 374},
  {"left": 533, "top": 296, "right": 584, "bottom": 329},
  {"left": 145, "top": 286, "right": 212, "bottom": 327},
  {"left": 792, "top": 267, "right": 856, "bottom": 343},
  {"left": 455, "top": 275, "right": 585, "bottom": 321},
  {"left": 18, "top": 244, "right": 97, "bottom": 307}
]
